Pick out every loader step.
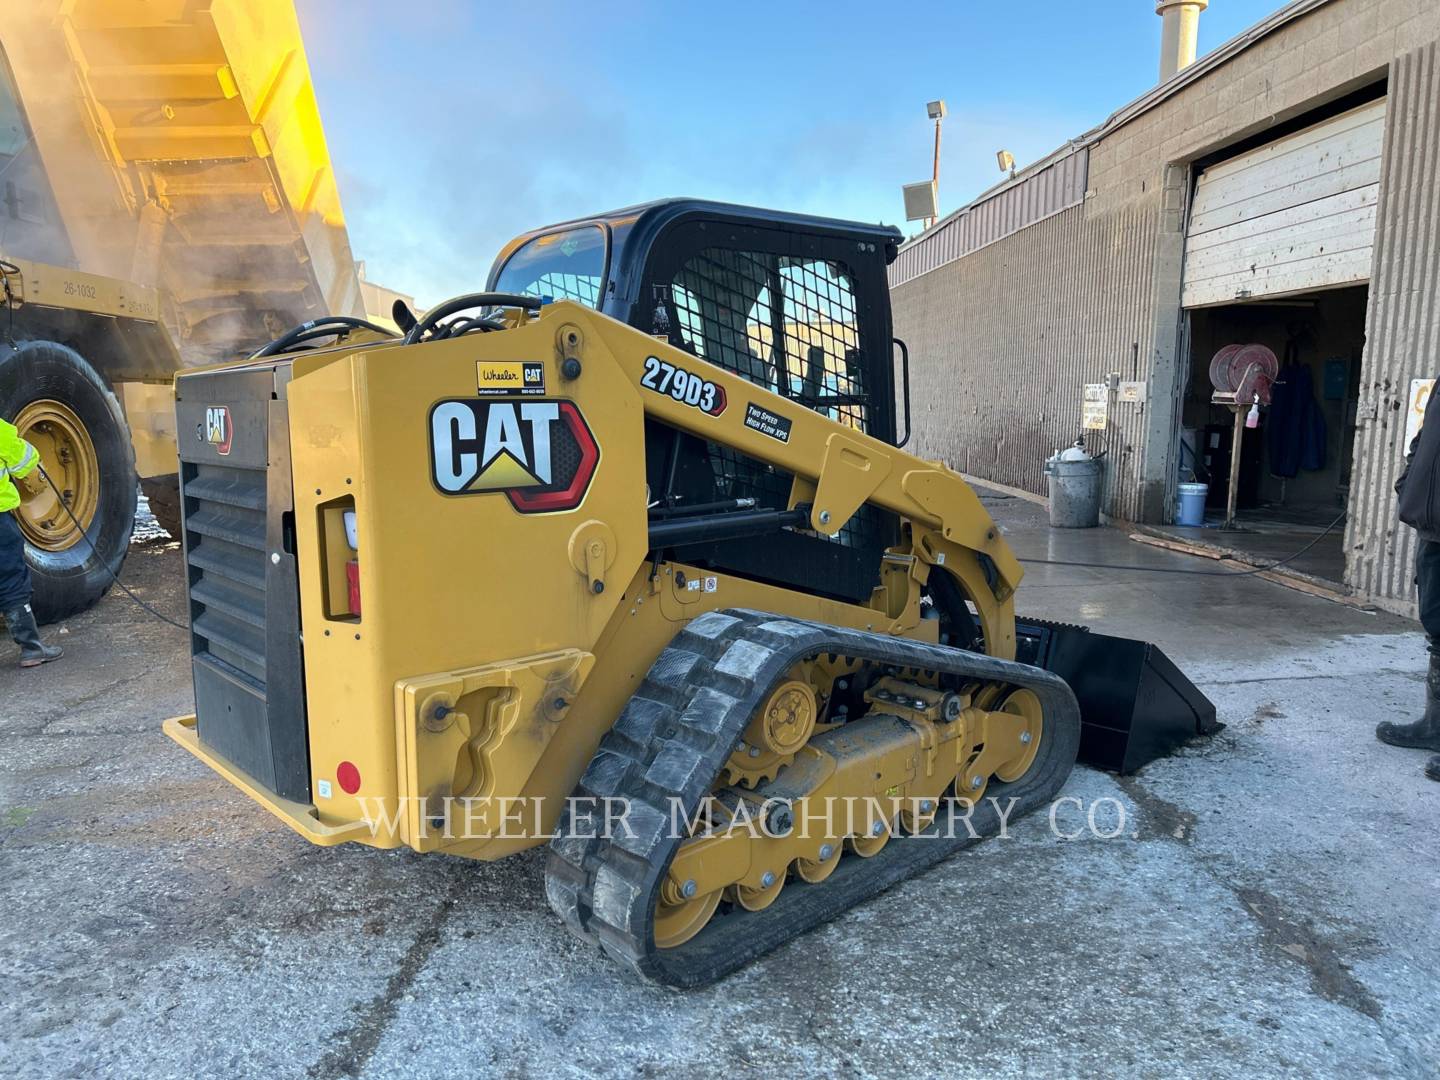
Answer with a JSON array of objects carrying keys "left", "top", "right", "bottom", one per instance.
[{"left": 544, "top": 608, "right": 1081, "bottom": 987}]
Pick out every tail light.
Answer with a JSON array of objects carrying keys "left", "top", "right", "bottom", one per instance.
[{"left": 345, "top": 559, "right": 361, "bottom": 616}]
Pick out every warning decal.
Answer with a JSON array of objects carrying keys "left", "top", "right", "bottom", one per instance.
[{"left": 743, "top": 402, "right": 792, "bottom": 443}]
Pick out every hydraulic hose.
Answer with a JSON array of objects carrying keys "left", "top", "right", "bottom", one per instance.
[
  {"left": 402, "top": 293, "right": 543, "bottom": 345},
  {"left": 434, "top": 314, "right": 507, "bottom": 339},
  {"left": 250, "top": 316, "right": 398, "bottom": 359}
]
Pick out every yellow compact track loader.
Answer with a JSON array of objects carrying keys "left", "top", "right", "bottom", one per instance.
[{"left": 164, "top": 200, "right": 1215, "bottom": 986}]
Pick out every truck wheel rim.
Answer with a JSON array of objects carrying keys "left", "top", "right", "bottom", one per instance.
[{"left": 13, "top": 399, "right": 101, "bottom": 552}]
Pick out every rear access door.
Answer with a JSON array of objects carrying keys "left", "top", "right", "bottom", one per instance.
[{"left": 175, "top": 359, "right": 309, "bottom": 801}]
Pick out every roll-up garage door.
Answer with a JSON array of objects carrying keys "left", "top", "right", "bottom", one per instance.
[{"left": 1182, "top": 98, "right": 1386, "bottom": 308}]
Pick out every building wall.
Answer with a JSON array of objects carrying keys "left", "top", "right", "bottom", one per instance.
[
  {"left": 1346, "top": 40, "right": 1440, "bottom": 617},
  {"left": 890, "top": 149, "right": 1088, "bottom": 287},
  {"left": 891, "top": 199, "right": 1163, "bottom": 521},
  {"left": 892, "top": 0, "right": 1440, "bottom": 532}
]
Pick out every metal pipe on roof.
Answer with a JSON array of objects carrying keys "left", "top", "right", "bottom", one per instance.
[{"left": 1157, "top": 0, "right": 1209, "bottom": 81}]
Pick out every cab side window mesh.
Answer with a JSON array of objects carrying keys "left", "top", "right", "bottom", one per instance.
[
  {"left": 529, "top": 272, "right": 601, "bottom": 306},
  {"left": 668, "top": 248, "right": 869, "bottom": 433},
  {"left": 656, "top": 243, "right": 883, "bottom": 555}
]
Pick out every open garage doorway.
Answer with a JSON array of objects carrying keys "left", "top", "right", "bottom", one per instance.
[{"left": 1163, "top": 285, "right": 1366, "bottom": 587}]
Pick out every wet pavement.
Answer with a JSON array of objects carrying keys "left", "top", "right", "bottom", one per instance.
[{"left": 1, "top": 491, "right": 1437, "bottom": 1078}]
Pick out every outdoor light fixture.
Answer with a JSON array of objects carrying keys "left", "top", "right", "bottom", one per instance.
[
  {"left": 997, "top": 149, "right": 1016, "bottom": 175},
  {"left": 902, "top": 180, "right": 938, "bottom": 223},
  {"left": 915, "top": 99, "right": 948, "bottom": 228}
]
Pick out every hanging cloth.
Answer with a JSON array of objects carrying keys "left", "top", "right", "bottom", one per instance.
[{"left": 1267, "top": 359, "right": 1327, "bottom": 478}]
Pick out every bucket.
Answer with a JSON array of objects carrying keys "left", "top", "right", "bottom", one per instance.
[{"left": 1176, "top": 482, "right": 1208, "bottom": 527}]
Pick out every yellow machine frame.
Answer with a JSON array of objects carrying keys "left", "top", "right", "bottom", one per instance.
[{"left": 166, "top": 300, "right": 1024, "bottom": 863}]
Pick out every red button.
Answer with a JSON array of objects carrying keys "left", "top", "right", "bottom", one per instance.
[{"left": 336, "top": 761, "right": 361, "bottom": 794}]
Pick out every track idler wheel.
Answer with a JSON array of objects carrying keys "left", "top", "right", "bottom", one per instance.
[
  {"left": 654, "top": 879, "right": 723, "bottom": 949},
  {"left": 994, "top": 688, "right": 1044, "bottom": 782}
]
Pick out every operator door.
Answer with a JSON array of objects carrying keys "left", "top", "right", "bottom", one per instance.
[{"left": 637, "top": 220, "right": 900, "bottom": 603}]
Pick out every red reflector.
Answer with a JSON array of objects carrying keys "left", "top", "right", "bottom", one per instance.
[
  {"left": 345, "top": 559, "right": 361, "bottom": 615},
  {"left": 336, "top": 761, "right": 361, "bottom": 794}
]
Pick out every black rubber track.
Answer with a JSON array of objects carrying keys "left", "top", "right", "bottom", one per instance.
[{"left": 545, "top": 608, "right": 1081, "bottom": 987}]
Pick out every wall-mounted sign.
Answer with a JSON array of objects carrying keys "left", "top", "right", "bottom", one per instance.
[
  {"left": 1118, "top": 381, "right": 1146, "bottom": 404},
  {"left": 1082, "top": 383, "right": 1108, "bottom": 431},
  {"left": 1405, "top": 378, "right": 1435, "bottom": 448}
]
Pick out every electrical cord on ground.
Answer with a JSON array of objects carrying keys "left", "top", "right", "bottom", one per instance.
[
  {"left": 1016, "top": 508, "right": 1348, "bottom": 578},
  {"left": 28, "top": 456, "right": 1345, "bottom": 629},
  {"left": 34, "top": 464, "right": 189, "bottom": 630}
]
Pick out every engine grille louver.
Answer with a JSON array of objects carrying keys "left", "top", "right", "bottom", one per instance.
[{"left": 185, "top": 461, "right": 269, "bottom": 689}]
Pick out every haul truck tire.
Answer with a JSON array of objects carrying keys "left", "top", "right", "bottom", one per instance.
[
  {"left": 0, "top": 342, "right": 136, "bottom": 624},
  {"left": 139, "top": 474, "right": 182, "bottom": 540}
]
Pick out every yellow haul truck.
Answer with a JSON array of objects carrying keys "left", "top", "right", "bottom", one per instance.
[{"left": 0, "top": 0, "right": 370, "bottom": 621}]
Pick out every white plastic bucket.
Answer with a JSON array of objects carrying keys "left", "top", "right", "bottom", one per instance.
[{"left": 1176, "top": 482, "right": 1208, "bottom": 527}]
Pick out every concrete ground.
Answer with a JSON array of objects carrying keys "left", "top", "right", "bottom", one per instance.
[
  {"left": 1149, "top": 502, "right": 1347, "bottom": 586},
  {"left": 2, "top": 493, "right": 1437, "bottom": 1079}
]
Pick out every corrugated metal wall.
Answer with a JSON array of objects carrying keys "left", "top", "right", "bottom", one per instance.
[
  {"left": 890, "top": 149, "right": 1089, "bottom": 287},
  {"left": 1346, "top": 42, "right": 1440, "bottom": 617},
  {"left": 890, "top": 197, "right": 1163, "bottom": 521}
]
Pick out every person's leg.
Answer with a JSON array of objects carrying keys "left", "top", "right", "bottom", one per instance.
[
  {"left": 0, "top": 510, "right": 29, "bottom": 609},
  {"left": 1377, "top": 537, "right": 1440, "bottom": 752},
  {"left": 1419, "top": 537, "right": 1440, "bottom": 649},
  {"left": 0, "top": 512, "right": 61, "bottom": 668}
]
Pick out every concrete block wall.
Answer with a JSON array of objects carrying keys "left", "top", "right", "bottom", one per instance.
[
  {"left": 1346, "top": 39, "right": 1440, "bottom": 617},
  {"left": 890, "top": 200, "right": 1162, "bottom": 522},
  {"left": 892, "top": 0, "right": 1440, "bottom": 534}
]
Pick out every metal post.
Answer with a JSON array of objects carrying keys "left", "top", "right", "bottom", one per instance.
[
  {"left": 928, "top": 118, "right": 942, "bottom": 228},
  {"left": 1224, "top": 404, "right": 1244, "bottom": 530}
]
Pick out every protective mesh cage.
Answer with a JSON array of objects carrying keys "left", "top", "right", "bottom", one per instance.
[
  {"left": 526, "top": 272, "right": 600, "bottom": 307},
  {"left": 664, "top": 246, "right": 886, "bottom": 553},
  {"left": 668, "top": 248, "right": 870, "bottom": 431}
]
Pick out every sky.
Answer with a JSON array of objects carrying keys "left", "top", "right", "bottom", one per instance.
[{"left": 299, "top": 0, "right": 1286, "bottom": 308}]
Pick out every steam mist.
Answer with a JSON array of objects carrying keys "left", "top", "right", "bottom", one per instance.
[{"left": 0, "top": 1, "right": 366, "bottom": 368}]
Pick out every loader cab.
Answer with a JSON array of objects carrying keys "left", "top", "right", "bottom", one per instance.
[
  {"left": 489, "top": 199, "right": 902, "bottom": 440},
  {"left": 489, "top": 199, "right": 906, "bottom": 603}
]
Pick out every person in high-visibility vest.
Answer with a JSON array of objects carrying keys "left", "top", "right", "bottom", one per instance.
[{"left": 1, "top": 416, "right": 63, "bottom": 667}]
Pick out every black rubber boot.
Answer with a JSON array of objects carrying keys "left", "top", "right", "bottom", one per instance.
[
  {"left": 1377, "top": 654, "right": 1440, "bottom": 751},
  {"left": 4, "top": 604, "right": 63, "bottom": 668},
  {"left": 1426, "top": 756, "right": 1440, "bottom": 782}
]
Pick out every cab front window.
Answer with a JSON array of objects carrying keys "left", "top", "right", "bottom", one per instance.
[{"left": 494, "top": 225, "right": 607, "bottom": 307}]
